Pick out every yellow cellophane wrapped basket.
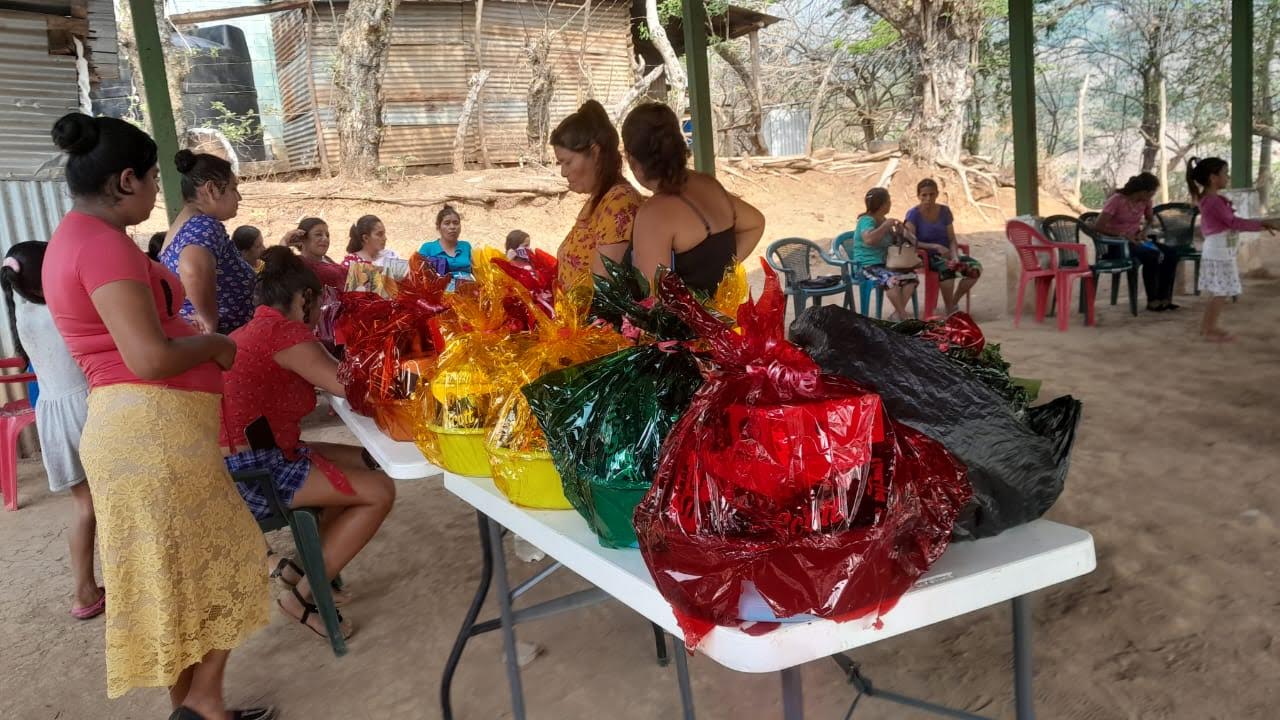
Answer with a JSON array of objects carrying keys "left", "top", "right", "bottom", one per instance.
[
  {"left": 415, "top": 249, "right": 525, "bottom": 476},
  {"left": 486, "top": 282, "right": 628, "bottom": 508}
]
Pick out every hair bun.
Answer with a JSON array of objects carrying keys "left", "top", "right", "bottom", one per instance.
[
  {"left": 174, "top": 149, "right": 198, "bottom": 174},
  {"left": 51, "top": 113, "right": 100, "bottom": 155}
]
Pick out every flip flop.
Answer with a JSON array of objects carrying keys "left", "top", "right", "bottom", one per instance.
[
  {"left": 70, "top": 588, "right": 105, "bottom": 620},
  {"left": 168, "top": 707, "right": 278, "bottom": 720}
]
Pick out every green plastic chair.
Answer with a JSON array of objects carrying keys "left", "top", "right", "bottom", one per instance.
[
  {"left": 766, "top": 237, "right": 856, "bottom": 319},
  {"left": 1153, "top": 202, "right": 1201, "bottom": 295},
  {"left": 1049, "top": 213, "right": 1138, "bottom": 316},
  {"left": 231, "top": 419, "right": 347, "bottom": 657}
]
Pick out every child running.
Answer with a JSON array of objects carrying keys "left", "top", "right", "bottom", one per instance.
[
  {"left": 1, "top": 241, "right": 102, "bottom": 619},
  {"left": 1186, "top": 157, "right": 1280, "bottom": 341}
]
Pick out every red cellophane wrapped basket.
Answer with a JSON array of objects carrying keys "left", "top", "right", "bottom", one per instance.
[{"left": 633, "top": 260, "right": 973, "bottom": 648}]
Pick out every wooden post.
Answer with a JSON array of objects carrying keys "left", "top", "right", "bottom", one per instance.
[
  {"left": 1232, "top": 0, "right": 1254, "bottom": 187},
  {"left": 127, "top": 0, "right": 182, "bottom": 221},
  {"left": 682, "top": 0, "right": 714, "bottom": 174},
  {"left": 1008, "top": 0, "right": 1039, "bottom": 216},
  {"left": 304, "top": 7, "right": 331, "bottom": 177},
  {"left": 749, "top": 28, "right": 767, "bottom": 155}
]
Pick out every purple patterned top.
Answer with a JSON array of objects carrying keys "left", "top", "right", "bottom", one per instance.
[{"left": 160, "top": 214, "right": 256, "bottom": 334}]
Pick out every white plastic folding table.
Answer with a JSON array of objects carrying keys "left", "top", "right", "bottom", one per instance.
[
  {"left": 328, "top": 398, "right": 1097, "bottom": 719},
  {"left": 442, "top": 472, "right": 1096, "bottom": 720}
]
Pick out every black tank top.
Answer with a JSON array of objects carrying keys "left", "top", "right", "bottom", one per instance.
[{"left": 671, "top": 191, "right": 737, "bottom": 295}]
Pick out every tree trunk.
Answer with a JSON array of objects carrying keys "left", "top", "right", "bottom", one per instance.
[
  {"left": 1074, "top": 72, "right": 1091, "bottom": 202},
  {"left": 963, "top": 80, "right": 982, "bottom": 157},
  {"left": 806, "top": 56, "right": 838, "bottom": 155},
  {"left": 645, "top": 0, "right": 686, "bottom": 116},
  {"left": 473, "top": 0, "right": 491, "bottom": 168},
  {"left": 159, "top": 1, "right": 190, "bottom": 141},
  {"left": 453, "top": 70, "right": 490, "bottom": 172},
  {"left": 332, "top": 0, "right": 400, "bottom": 179},
  {"left": 862, "top": 1, "right": 984, "bottom": 164},
  {"left": 712, "top": 42, "right": 766, "bottom": 155},
  {"left": 1256, "top": 0, "right": 1280, "bottom": 207},
  {"left": 1157, "top": 73, "right": 1168, "bottom": 202},
  {"left": 526, "top": 36, "right": 555, "bottom": 164},
  {"left": 1138, "top": 50, "right": 1161, "bottom": 173}
]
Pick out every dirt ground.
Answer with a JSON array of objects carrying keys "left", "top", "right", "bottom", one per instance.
[{"left": 3, "top": 167, "right": 1279, "bottom": 719}]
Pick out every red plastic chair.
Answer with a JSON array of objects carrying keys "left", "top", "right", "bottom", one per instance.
[
  {"left": 0, "top": 358, "right": 36, "bottom": 511},
  {"left": 917, "top": 243, "right": 973, "bottom": 320},
  {"left": 1006, "top": 220, "right": 1096, "bottom": 331}
]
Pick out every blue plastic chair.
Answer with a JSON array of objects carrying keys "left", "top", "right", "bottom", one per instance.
[
  {"left": 765, "top": 237, "right": 856, "bottom": 319},
  {"left": 830, "top": 232, "right": 918, "bottom": 319}
]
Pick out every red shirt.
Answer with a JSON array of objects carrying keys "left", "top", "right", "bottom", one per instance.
[
  {"left": 44, "top": 211, "right": 222, "bottom": 394},
  {"left": 220, "top": 305, "right": 321, "bottom": 452},
  {"left": 302, "top": 255, "right": 348, "bottom": 288}
]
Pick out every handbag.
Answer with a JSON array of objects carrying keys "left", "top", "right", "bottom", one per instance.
[{"left": 885, "top": 227, "right": 920, "bottom": 271}]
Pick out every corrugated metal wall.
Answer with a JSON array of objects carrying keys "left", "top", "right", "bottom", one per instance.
[
  {"left": 273, "top": 0, "right": 636, "bottom": 170},
  {"left": 0, "top": 180, "right": 72, "bottom": 357},
  {"left": 0, "top": 12, "right": 79, "bottom": 179}
]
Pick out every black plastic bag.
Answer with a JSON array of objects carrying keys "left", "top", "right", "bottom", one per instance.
[{"left": 789, "top": 305, "right": 1083, "bottom": 539}]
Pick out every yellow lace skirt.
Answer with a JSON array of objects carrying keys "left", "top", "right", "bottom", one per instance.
[{"left": 81, "top": 384, "right": 269, "bottom": 698}]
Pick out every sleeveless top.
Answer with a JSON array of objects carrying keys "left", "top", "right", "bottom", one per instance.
[{"left": 671, "top": 190, "right": 737, "bottom": 295}]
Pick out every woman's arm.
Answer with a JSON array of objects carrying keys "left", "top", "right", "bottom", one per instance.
[
  {"left": 274, "top": 341, "right": 345, "bottom": 396},
  {"left": 177, "top": 245, "right": 219, "bottom": 333},
  {"left": 730, "top": 193, "right": 765, "bottom": 260},
  {"left": 862, "top": 219, "right": 896, "bottom": 247},
  {"left": 946, "top": 223, "right": 960, "bottom": 258},
  {"left": 91, "top": 280, "right": 235, "bottom": 379},
  {"left": 630, "top": 204, "right": 674, "bottom": 289}
]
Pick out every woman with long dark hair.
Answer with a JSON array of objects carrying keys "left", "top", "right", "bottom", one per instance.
[
  {"left": 43, "top": 113, "right": 271, "bottom": 719},
  {"left": 622, "top": 102, "right": 765, "bottom": 294},
  {"left": 551, "top": 100, "right": 642, "bottom": 289},
  {"left": 1092, "top": 172, "right": 1179, "bottom": 312}
]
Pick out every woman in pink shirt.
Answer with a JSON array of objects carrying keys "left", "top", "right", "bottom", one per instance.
[
  {"left": 43, "top": 113, "right": 272, "bottom": 719},
  {"left": 1187, "top": 157, "right": 1280, "bottom": 341},
  {"left": 1092, "top": 172, "right": 1180, "bottom": 312}
]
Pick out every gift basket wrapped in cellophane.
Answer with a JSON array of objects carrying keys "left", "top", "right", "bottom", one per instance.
[
  {"left": 633, "top": 261, "right": 973, "bottom": 647},
  {"left": 415, "top": 248, "right": 530, "bottom": 475},
  {"left": 521, "top": 259, "right": 747, "bottom": 547},
  {"left": 485, "top": 266, "right": 629, "bottom": 508},
  {"left": 335, "top": 265, "right": 449, "bottom": 441}
]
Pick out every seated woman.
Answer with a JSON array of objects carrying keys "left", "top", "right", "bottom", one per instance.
[
  {"left": 838, "top": 187, "right": 919, "bottom": 321},
  {"left": 550, "top": 100, "right": 641, "bottom": 290},
  {"left": 1092, "top": 172, "right": 1178, "bottom": 312},
  {"left": 160, "top": 150, "right": 256, "bottom": 334},
  {"left": 342, "top": 214, "right": 401, "bottom": 268},
  {"left": 232, "top": 225, "right": 266, "bottom": 270},
  {"left": 284, "top": 217, "right": 348, "bottom": 288},
  {"left": 622, "top": 102, "right": 765, "bottom": 294},
  {"left": 221, "top": 247, "right": 396, "bottom": 642},
  {"left": 905, "top": 178, "right": 982, "bottom": 316},
  {"left": 418, "top": 206, "right": 473, "bottom": 285}
]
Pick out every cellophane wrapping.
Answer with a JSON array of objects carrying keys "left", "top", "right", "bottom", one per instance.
[
  {"left": 335, "top": 265, "right": 448, "bottom": 428},
  {"left": 345, "top": 262, "right": 399, "bottom": 298},
  {"left": 415, "top": 249, "right": 527, "bottom": 476},
  {"left": 523, "top": 259, "right": 705, "bottom": 547},
  {"left": 790, "top": 305, "right": 1082, "bottom": 540},
  {"left": 486, "top": 280, "right": 629, "bottom": 509},
  {"left": 634, "top": 261, "right": 972, "bottom": 647}
]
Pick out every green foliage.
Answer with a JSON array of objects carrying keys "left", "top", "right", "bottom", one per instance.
[
  {"left": 840, "top": 18, "right": 899, "bottom": 55},
  {"left": 208, "top": 101, "right": 261, "bottom": 148}
]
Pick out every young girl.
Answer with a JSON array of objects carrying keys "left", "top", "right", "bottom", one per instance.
[
  {"left": 284, "top": 217, "right": 347, "bottom": 288},
  {"left": 232, "top": 225, "right": 266, "bottom": 270},
  {"left": 222, "top": 247, "right": 396, "bottom": 642},
  {"left": 342, "top": 214, "right": 407, "bottom": 280},
  {"left": 838, "top": 187, "right": 919, "bottom": 321},
  {"left": 505, "top": 229, "right": 532, "bottom": 267},
  {"left": 1186, "top": 157, "right": 1280, "bottom": 341},
  {"left": 2, "top": 241, "right": 102, "bottom": 620}
]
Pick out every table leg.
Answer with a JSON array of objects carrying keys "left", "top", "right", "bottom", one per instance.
[
  {"left": 653, "top": 623, "right": 670, "bottom": 667},
  {"left": 672, "top": 633, "right": 696, "bottom": 720},
  {"left": 440, "top": 511, "right": 494, "bottom": 720},
  {"left": 781, "top": 666, "right": 803, "bottom": 720},
  {"left": 489, "top": 517, "right": 527, "bottom": 720},
  {"left": 1012, "top": 595, "right": 1035, "bottom": 720}
]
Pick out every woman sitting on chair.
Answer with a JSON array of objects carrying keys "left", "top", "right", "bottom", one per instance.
[
  {"left": 221, "top": 246, "right": 396, "bottom": 643},
  {"left": 838, "top": 187, "right": 919, "bottom": 321},
  {"left": 905, "top": 178, "right": 982, "bottom": 316},
  {"left": 1091, "top": 172, "right": 1179, "bottom": 312}
]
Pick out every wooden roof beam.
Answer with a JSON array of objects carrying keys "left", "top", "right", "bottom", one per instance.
[{"left": 169, "top": 0, "right": 311, "bottom": 26}]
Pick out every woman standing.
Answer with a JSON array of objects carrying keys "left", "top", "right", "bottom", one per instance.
[
  {"left": 551, "top": 100, "right": 641, "bottom": 290},
  {"left": 43, "top": 113, "right": 270, "bottom": 719},
  {"left": 418, "top": 206, "right": 474, "bottom": 282},
  {"left": 1092, "top": 172, "right": 1179, "bottom": 312},
  {"left": 904, "top": 178, "right": 982, "bottom": 315},
  {"left": 160, "top": 151, "right": 256, "bottom": 334},
  {"left": 622, "top": 102, "right": 764, "bottom": 294}
]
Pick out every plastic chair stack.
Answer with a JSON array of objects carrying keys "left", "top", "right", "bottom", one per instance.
[
  {"left": 1043, "top": 214, "right": 1138, "bottom": 317},
  {"left": 0, "top": 358, "right": 36, "bottom": 512},
  {"left": 1006, "top": 220, "right": 1096, "bottom": 331}
]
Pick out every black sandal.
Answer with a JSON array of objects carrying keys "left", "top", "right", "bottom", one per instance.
[
  {"left": 230, "top": 708, "right": 279, "bottom": 720},
  {"left": 279, "top": 586, "right": 352, "bottom": 641},
  {"left": 271, "top": 557, "right": 349, "bottom": 605}
]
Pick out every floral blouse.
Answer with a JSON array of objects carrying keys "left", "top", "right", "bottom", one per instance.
[
  {"left": 159, "top": 214, "right": 256, "bottom": 334},
  {"left": 557, "top": 183, "right": 641, "bottom": 290}
]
